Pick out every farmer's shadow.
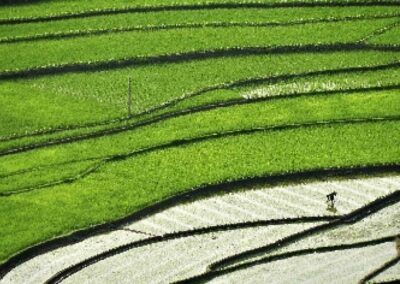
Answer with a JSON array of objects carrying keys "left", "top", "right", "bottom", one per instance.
[{"left": 326, "top": 203, "right": 338, "bottom": 214}]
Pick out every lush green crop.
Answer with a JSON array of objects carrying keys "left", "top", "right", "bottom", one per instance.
[
  {"left": 2, "top": 7, "right": 398, "bottom": 40},
  {"left": 1, "top": 90, "right": 399, "bottom": 193},
  {"left": 368, "top": 25, "right": 400, "bottom": 44},
  {"left": 1, "top": 0, "right": 396, "bottom": 19},
  {"left": 1, "top": 18, "right": 396, "bottom": 71},
  {"left": 0, "top": 50, "right": 396, "bottom": 140}
]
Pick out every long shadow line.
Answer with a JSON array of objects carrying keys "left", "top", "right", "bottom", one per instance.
[
  {"left": 1, "top": 58, "right": 399, "bottom": 145},
  {"left": 45, "top": 191, "right": 400, "bottom": 283},
  {"left": 1, "top": 60, "right": 399, "bottom": 157},
  {"left": 3, "top": 13, "right": 399, "bottom": 44},
  {"left": 0, "top": 165, "right": 398, "bottom": 280},
  {"left": 1, "top": 115, "right": 399, "bottom": 198},
  {"left": 174, "top": 235, "right": 399, "bottom": 283},
  {"left": 359, "top": 255, "right": 400, "bottom": 283},
  {"left": 2, "top": 1, "right": 400, "bottom": 25},
  {"left": 1, "top": 43, "right": 400, "bottom": 80}
]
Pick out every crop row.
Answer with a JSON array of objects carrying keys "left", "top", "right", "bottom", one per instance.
[
  {"left": 2, "top": 58, "right": 399, "bottom": 154},
  {"left": 1, "top": 66, "right": 399, "bottom": 158},
  {"left": 369, "top": 24, "right": 400, "bottom": 45},
  {"left": 2, "top": 0, "right": 400, "bottom": 24},
  {"left": 2, "top": 116, "right": 399, "bottom": 198},
  {"left": 1, "top": 85, "right": 398, "bottom": 191},
  {"left": 1, "top": 50, "right": 395, "bottom": 148},
  {"left": 2, "top": 43, "right": 400, "bottom": 82},
  {"left": 3, "top": 7, "right": 398, "bottom": 42},
  {"left": 358, "top": 20, "right": 400, "bottom": 43},
  {"left": 1, "top": 18, "right": 396, "bottom": 72},
  {"left": 4, "top": 14, "right": 399, "bottom": 45},
  {"left": 1, "top": 90, "right": 399, "bottom": 200}
]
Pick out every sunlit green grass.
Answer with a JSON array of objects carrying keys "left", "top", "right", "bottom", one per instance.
[
  {"left": 1, "top": 90, "right": 399, "bottom": 193},
  {"left": 1, "top": 18, "right": 396, "bottom": 71},
  {"left": 1, "top": 50, "right": 397, "bottom": 139},
  {"left": 0, "top": 0, "right": 389, "bottom": 19},
  {"left": 2, "top": 7, "right": 398, "bottom": 40}
]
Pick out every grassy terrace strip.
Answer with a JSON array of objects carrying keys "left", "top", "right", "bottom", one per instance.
[
  {"left": 2, "top": 116, "right": 399, "bottom": 197},
  {"left": 45, "top": 198, "right": 400, "bottom": 283},
  {"left": 0, "top": 166, "right": 398, "bottom": 279},
  {"left": 3, "top": 84, "right": 399, "bottom": 156},
  {"left": 360, "top": 256, "right": 400, "bottom": 283},
  {"left": 1, "top": 18, "right": 397, "bottom": 72},
  {"left": 2, "top": 14, "right": 400, "bottom": 44},
  {"left": 2, "top": 7, "right": 399, "bottom": 41},
  {"left": 1, "top": 87, "right": 399, "bottom": 189},
  {"left": 175, "top": 235, "right": 400, "bottom": 283},
  {"left": 2, "top": 1, "right": 400, "bottom": 24},
  {"left": 1, "top": 88, "right": 399, "bottom": 192},
  {"left": 2, "top": 43, "right": 400, "bottom": 81},
  {"left": 1, "top": 86, "right": 399, "bottom": 174},
  {"left": 369, "top": 25, "right": 400, "bottom": 45},
  {"left": 2, "top": 50, "right": 398, "bottom": 139},
  {"left": 361, "top": 19, "right": 400, "bottom": 42},
  {"left": 0, "top": 121, "right": 399, "bottom": 264},
  {"left": 1, "top": 72, "right": 399, "bottom": 157}
]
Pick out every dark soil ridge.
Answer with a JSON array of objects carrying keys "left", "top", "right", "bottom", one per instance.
[
  {"left": 0, "top": 164, "right": 398, "bottom": 280},
  {"left": 1, "top": 116, "right": 400, "bottom": 198},
  {"left": 1, "top": 1, "right": 400, "bottom": 25}
]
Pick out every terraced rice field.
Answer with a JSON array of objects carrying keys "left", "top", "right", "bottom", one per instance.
[{"left": 0, "top": 0, "right": 399, "bottom": 283}]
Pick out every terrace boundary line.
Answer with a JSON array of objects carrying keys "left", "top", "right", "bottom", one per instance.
[
  {"left": 1, "top": 43, "right": 400, "bottom": 80},
  {"left": 2, "top": 1, "right": 400, "bottom": 25},
  {"left": 0, "top": 164, "right": 399, "bottom": 280},
  {"left": 3, "top": 13, "right": 399, "bottom": 44}
]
